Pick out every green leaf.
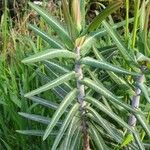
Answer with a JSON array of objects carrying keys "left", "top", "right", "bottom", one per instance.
[
  {"left": 87, "top": 107, "right": 121, "bottom": 142},
  {"left": 24, "top": 71, "right": 75, "bottom": 97},
  {"left": 18, "top": 112, "right": 62, "bottom": 125},
  {"left": 18, "top": 112, "right": 50, "bottom": 125},
  {"left": 43, "top": 89, "right": 77, "bottom": 140},
  {"left": 93, "top": 46, "right": 130, "bottom": 87},
  {"left": 61, "top": 0, "right": 75, "bottom": 37},
  {"left": 81, "top": 78, "right": 138, "bottom": 113},
  {"left": 22, "top": 49, "right": 76, "bottom": 64},
  {"left": 102, "top": 21, "right": 134, "bottom": 62},
  {"left": 80, "top": 0, "right": 85, "bottom": 28},
  {"left": 28, "top": 24, "right": 64, "bottom": 49},
  {"left": 27, "top": 96, "right": 59, "bottom": 110},
  {"left": 43, "top": 60, "right": 70, "bottom": 74},
  {"left": 135, "top": 114, "right": 150, "bottom": 137},
  {"left": 81, "top": 18, "right": 134, "bottom": 56},
  {"left": 51, "top": 103, "right": 79, "bottom": 150},
  {"left": 89, "top": 124, "right": 109, "bottom": 150},
  {"left": 120, "top": 134, "right": 133, "bottom": 148},
  {"left": 138, "top": 83, "right": 150, "bottom": 103},
  {"left": 81, "top": 57, "right": 139, "bottom": 76},
  {"left": 36, "top": 69, "right": 70, "bottom": 99},
  {"left": 136, "top": 52, "right": 150, "bottom": 63},
  {"left": 28, "top": 2, "right": 74, "bottom": 49},
  {"left": 86, "top": 96, "right": 135, "bottom": 133},
  {"left": 0, "top": 139, "right": 12, "bottom": 150},
  {"left": 69, "top": 128, "right": 81, "bottom": 150},
  {"left": 132, "top": 130, "right": 145, "bottom": 150},
  {"left": 87, "top": 1, "right": 122, "bottom": 32},
  {"left": 16, "top": 130, "right": 45, "bottom": 136},
  {"left": 63, "top": 116, "right": 80, "bottom": 150}
]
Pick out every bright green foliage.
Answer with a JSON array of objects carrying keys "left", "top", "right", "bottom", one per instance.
[{"left": 16, "top": 0, "right": 150, "bottom": 149}]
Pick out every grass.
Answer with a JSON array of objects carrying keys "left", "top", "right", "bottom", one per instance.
[{"left": 0, "top": 0, "right": 150, "bottom": 149}]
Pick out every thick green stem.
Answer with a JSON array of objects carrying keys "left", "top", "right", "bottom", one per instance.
[
  {"left": 128, "top": 66, "right": 146, "bottom": 126},
  {"left": 75, "top": 46, "right": 90, "bottom": 150}
]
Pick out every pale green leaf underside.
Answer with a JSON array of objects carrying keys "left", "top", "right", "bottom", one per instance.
[
  {"left": 24, "top": 71, "right": 75, "bottom": 97},
  {"left": 22, "top": 49, "right": 76, "bottom": 64},
  {"left": 81, "top": 57, "right": 139, "bottom": 76},
  {"left": 43, "top": 89, "right": 77, "bottom": 140}
]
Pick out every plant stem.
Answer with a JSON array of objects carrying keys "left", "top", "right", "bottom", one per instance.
[
  {"left": 128, "top": 66, "right": 146, "bottom": 126},
  {"left": 75, "top": 46, "right": 90, "bottom": 150}
]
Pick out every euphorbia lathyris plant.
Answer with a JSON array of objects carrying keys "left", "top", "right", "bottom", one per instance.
[{"left": 18, "top": 0, "right": 150, "bottom": 149}]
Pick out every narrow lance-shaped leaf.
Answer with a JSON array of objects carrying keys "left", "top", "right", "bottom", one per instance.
[
  {"left": 86, "top": 96, "right": 135, "bottom": 133},
  {"left": 36, "top": 69, "right": 70, "bottom": 99},
  {"left": 18, "top": 112, "right": 50, "bottom": 125},
  {"left": 28, "top": 24, "right": 64, "bottom": 49},
  {"left": 43, "top": 60, "right": 70, "bottom": 74},
  {"left": 81, "top": 57, "right": 139, "bottom": 76},
  {"left": 43, "top": 89, "right": 77, "bottom": 140},
  {"left": 27, "top": 96, "right": 59, "bottom": 110},
  {"left": 132, "top": 130, "right": 145, "bottom": 150},
  {"left": 71, "top": 0, "right": 82, "bottom": 31},
  {"left": 16, "top": 130, "right": 45, "bottom": 136},
  {"left": 102, "top": 20, "right": 134, "bottom": 62},
  {"left": 63, "top": 117, "right": 80, "bottom": 150},
  {"left": 81, "top": 78, "right": 139, "bottom": 113},
  {"left": 87, "top": 112, "right": 123, "bottom": 143},
  {"left": 61, "top": 0, "right": 74, "bottom": 36},
  {"left": 18, "top": 112, "right": 62, "bottom": 125},
  {"left": 24, "top": 71, "right": 75, "bottom": 97},
  {"left": 135, "top": 114, "right": 150, "bottom": 137},
  {"left": 92, "top": 46, "right": 130, "bottom": 87},
  {"left": 51, "top": 104, "right": 79, "bottom": 150},
  {"left": 81, "top": 18, "right": 134, "bottom": 56},
  {"left": 137, "top": 83, "right": 150, "bottom": 103},
  {"left": 70, "top": 128, "right": 81, "bottom": 150},
  {"left": 22, "top": 49, "right": 76, "bottom": 64},
  {"left": 89, "top": 123, "right": 109, "bottom": 150},
  {"left": 87, "top": 1, "right": 122, "bottom": 32},
  {"left": 28, "top": 2, "right": 74, "bottom": 49},
  {"left": 87, "top": 107, "right": 119, "bottom": 140}
]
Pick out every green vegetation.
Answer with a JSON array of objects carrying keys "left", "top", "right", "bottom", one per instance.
[{"left": 0, "top": 0, "right": 150, "bottom": 149}]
